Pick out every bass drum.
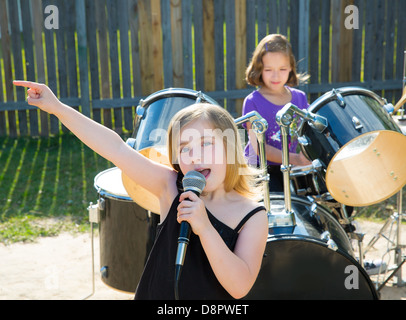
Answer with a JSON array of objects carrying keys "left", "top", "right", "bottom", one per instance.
[
  {"left": 246, "top": 194, "right": 378, "bottom": 300},
  {"left": 94, "top": 167, "right": 159, "bottom": 293},
  {"left": 298, "top": 87, "right": 405, "bottom": 207},
  {"left": 122, "top": 88, "right": 219, "bottom": 214}
]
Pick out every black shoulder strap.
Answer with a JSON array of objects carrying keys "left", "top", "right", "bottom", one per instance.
[{"left": 234, "top": 206, "right": 266, "bottom": 232}]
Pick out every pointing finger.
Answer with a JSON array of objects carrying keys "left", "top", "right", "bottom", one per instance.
[{"left": 13, "top": 80, "right": 43, "bottom": 90}]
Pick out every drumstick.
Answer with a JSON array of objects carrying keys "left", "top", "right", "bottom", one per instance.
[{"left": 393, "top": 88, "right": 406, "bottom": 113}]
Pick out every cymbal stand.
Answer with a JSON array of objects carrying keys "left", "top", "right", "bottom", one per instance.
[
  {"left": 363, "top": 193, "right": 405, "bottom": 289},
  {"left": 234, "top": 111, "right": 270, "bottom": 213},
  {"left": 274, "top": 103, "right": 328, "bottom": 230}
]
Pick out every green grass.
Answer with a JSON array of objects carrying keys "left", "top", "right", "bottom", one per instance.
[{"left": 0, "top": 134, "right": 113, "bottom": 244}]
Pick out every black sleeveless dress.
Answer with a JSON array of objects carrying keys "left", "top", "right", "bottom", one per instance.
[{"left": 134, "top": 194, "right": 266, "bottom": 300}]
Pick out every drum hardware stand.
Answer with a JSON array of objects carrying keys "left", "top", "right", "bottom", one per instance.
[
  {"left": 82, "top": 199, "right": 103, "bottom": 300},
  {"left": 362, "top": 191, "right": 405, "bottom": 290},
  {"left": 273, "top": 104, "right": 328, "bottom": 230},
  {"left": 366, "top": 51, "right": 406, "bottom": 289},
  {"left": 235, "top": 111, "right": 270, "bottom": 213}
]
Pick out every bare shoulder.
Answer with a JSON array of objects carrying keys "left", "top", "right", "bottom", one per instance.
[{"left": 228, "top": 192, "right": 267, "bottom": 228}]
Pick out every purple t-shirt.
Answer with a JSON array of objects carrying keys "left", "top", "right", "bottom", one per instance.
[{"left": 242, "top": 87, "right": 309, "bottom": 166}]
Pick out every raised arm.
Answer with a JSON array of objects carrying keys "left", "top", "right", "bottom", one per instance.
[{"left": 13, "top": 81, "right": 177, "bottom": 207}]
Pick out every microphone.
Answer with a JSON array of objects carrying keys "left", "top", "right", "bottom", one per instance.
[{"left": 174, "top": 170, "right": 206, "bottom": 299}]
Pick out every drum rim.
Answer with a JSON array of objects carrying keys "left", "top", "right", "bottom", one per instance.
[
  {"left": 298, "top": 87, "right": 400, "bottom": 161},
  {"left": 138, "top": 87, "right": 219, "bottom": 108},
  {"left": 307, "top": 86, "right": 385, "bottom": 114},
  {"left": 94, "top": 167, "right": 133, "bottom": 201}
]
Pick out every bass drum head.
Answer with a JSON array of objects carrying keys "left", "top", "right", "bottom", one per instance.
[{"left": 245, "top": 235, "right": 378, "bottom": 300}]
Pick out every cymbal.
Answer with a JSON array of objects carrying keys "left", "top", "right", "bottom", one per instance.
[
  {"left": 326, "top": 130, "right": 406, "bottom": 207},
  {"left": 121, "top": 147, "right": 172, "bottom": 214}
]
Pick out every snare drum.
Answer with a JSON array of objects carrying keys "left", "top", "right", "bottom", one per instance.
[{"left": 298, "top": 87, "right": 406, "bottom": 206}]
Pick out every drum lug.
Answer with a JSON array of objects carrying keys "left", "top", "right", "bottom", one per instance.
[
  {"left": 136, "top": 104, "right": 146, "bottom": 118},
  {"left": 298, "top": 135, "right": 310, "bottom": 146},
  {"left": 195, "top": 91, "right": 204, "bottom": 103},
  {"left": 321, "top": 231, "right": 338, "bottom": 251},
  {"left": 333, "top": 89, "right": 346, "bottom": 107},
  {"left": 352, "top": 116, "right": 363, "bottom": 130}
]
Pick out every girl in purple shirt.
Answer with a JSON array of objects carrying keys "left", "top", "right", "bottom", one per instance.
[{"left": 243, "top": 34, "right": 311, "bottom": 192}]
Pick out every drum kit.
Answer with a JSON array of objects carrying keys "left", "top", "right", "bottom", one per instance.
[{"left": 86, "top": 57, "right": 406, "bottom": 299}]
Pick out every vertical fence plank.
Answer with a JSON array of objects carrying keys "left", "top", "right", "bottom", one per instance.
[
  {"left": 320, "top": 0, "right": 330, "bottom": 86},
  {"left": 150, "top": 0, "right": 164, "bottom": 92},
  {"left": 225, "top": 0, "right": 236, "bottom": 116},
  {"left": 2, "top": 0, "right": 17, "bottom": 137},
  {"left": 129, "top": 0, "right": 143, "bottom": 97},
  {"left": 214, "top": 0, "right": 225, "bottom": 106},
  {"left": 203, "top": 0, "right": 215, "bottom": 92},
  {"left": 395, "top": 0, "right": 406, "bottom": 102},
  {"left": 268, "top": 0, "right": 278, "bottom": 35},
  {"left": 351, "top": 0, "right": 364, "bottom": 83},
  {"left": 21, "top": 0, "right": 39, "bottom": 136},
  {"left": 106, "top": 0, "right": 122, "bottom": 133},
  {"left": 96, "top": 0, "right": 112, "bottom": 129},
  {"left": 235, "top": 0, "right": 246, "bottom": 115},
  {"left": 181, "top": 0, "right": 192, "bottom": 89},
  {"left": 77, "top": 0, "right": 90, "bottom": 117},
  {"left": 309, "top": 0, "right": 320, "bottom": 101},
  {"left": 66, "top": 0, "right": 79, "bottom": 105},
  {"left": 86, "top": 0, "right": 101, "bottom": 124},
  {"left": 194, "top": 0, "right": 205, "bottom": 91},
  {"left": 31, "top": 0, "right": 49, "bottom": 137},
  {"left": 56, "top": 0, "right": 69, "bottom": 133},
  {"left": 298, "top": 0, "right": 309, "bottom": 79},
  {"left": 9, "top": 0, "right": 27, "bottom": 136},
  {"left": 139, "top": 0, "right": 155, "bottom": 94},
  {"left": 43, "top": 0, "right": 60, "bottom": 134},
  {"left": 161, "top": 0, "right": 173, "bottom": 88},
  {"left": 171, "top": 0, "right": 184, "bottom": 88},
  {"left": 383, "top": 0, "right": 395, "bottom": 102},
  {"left": 119, "top": 0, "right": 134, "bottom": 131}
]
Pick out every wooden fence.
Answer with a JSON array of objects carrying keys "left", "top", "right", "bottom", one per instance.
[{"left": 0, "top": 0, "right": 405, "bottom": 137}]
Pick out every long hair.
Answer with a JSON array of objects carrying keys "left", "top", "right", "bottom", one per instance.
[
  {"left": 245, "top": 34, "right": 309, "bottom": 87},
  {"left": 167, "top": 103, "right": 263, "bottom": 200}
]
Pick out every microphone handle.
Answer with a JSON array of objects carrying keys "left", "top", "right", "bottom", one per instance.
[{"left": 175, "top": 221, "right": 191, "bottom": 266}]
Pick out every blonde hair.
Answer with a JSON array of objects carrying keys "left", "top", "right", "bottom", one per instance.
[
  {"left": 167, "top": 103, "right": 263, "bottom": 200},
  {"left": 245, "top": 34, "right": 309, "bottom": 87}
]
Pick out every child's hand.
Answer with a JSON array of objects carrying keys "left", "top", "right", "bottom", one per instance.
[
  {"left": 13, "top": 81, "right": 60, "bottom": 114},
  {"left": 177, "top": 191, "right": 210, "bottom": 236}
]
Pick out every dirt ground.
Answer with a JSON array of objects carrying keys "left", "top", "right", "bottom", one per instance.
[{"left": 0, "top": 219, "right": 405, "bottom": 300}]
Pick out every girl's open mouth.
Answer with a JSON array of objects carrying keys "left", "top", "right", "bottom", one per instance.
[{"left": 197, "top": 168, "right": 211, "bottom": 179}]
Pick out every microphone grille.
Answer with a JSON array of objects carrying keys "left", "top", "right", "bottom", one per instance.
[{"left": 182, "top": 171, "right": 206, "bottom": 194}]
